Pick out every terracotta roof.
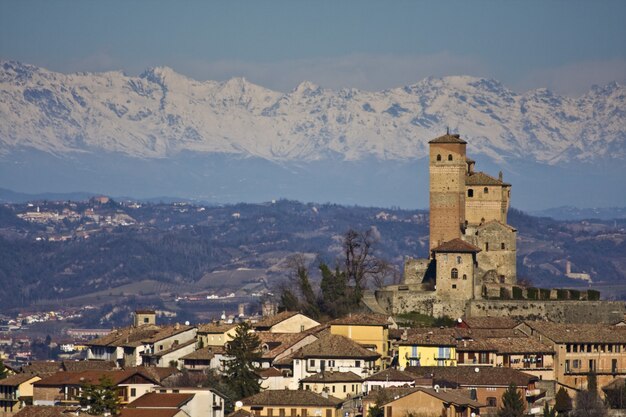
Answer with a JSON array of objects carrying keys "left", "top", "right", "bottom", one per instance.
[
  {"left": 135, "top": 309, "right": 156, "bottom": 314},
  {"left": 128, "top": 392, "right": 194, "bottom": 408},
  {"left": 123, "top": 366, "right": 180, "bottom": 383},
  {"left": 34, "top": 369, "right": 159, "bottom": 387},
  {"left": 241, "top": 389, "right": 342, "bottom": 407},
  {"left": 300, "top": 371, "right": 362, "bottom": 383},
  {"left": 258, "top": 367, "right": 283, "bottom": 378},
  {"left": 13, "top": 406, "right": 85, "bottom": 417},
  {"left": 292, "top": 334, "right": 380, "bottom": 360},
  {"left": 85, "top": 325, "right": 161, "bottom": 347},
  {"left": 455, "top": 339, "right": 497, "bottom": 352},
  {"left": 330, "top": 313, "right": 391, "bottom": 326},
  {"left": 253, "top": 311, "right": 306, "bottom": 329},
  {"left": 181, "top": 345, "right": 225, "bottom": 360},
  {"left": 522, "top": 321, "right": 626, "bottom": 344},
  {"left": 0, "top": 373, "right": 40, "bottom": 386},
  {"left": 19, "top": 361, "right": 60, "bottom": 375},
  {"left": 456, "top": 328, "right": 527, "bottom": 339},
  {"left": 417, "top": 388, "right": 483, "bottom": 408},
  {"left": 428, "top": 133, "right": 467, "bottom": 144},
  {"left": 304, "top": 324, "right": 330, "bottom": 336},
  {"left": 197, "top": 323, "right": 237, "bottom": 334},
  {"left": 405, "top": 366, "right": 536, "bottom": 387},
  {"left": 398, "top": 332, "right": 457, "bottom": 347},
  {"left": 461, "top": 317, "right": 519, "bottom": 329},
  {"left": 141, "top": 325, "right": 195, "bottom": 344},
  {"left": 118, "top": 410, "right": 181, "bottom": 417},
  {"left": 364, "top": 368, "right": 415, "bottom": 382},
  {"left": 487, "top": 337, "right": 554, "bottom": 354},
  {"left": 466, "top": 171, "right": 510, "bottom": 186},
  {"left": 362, "top": 386, "right": 419, "bottom": 402},
  {"left": 257, "top": 332, "right": 313, "bottom": 359},
  {"left": 62, "top": 360, "right": 116, "bottom": 372},
  {"left": 432, "top": 238, "right": 481, "bottom": 253}
]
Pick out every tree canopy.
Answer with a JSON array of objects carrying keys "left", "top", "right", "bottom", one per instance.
[
  {"left": 498, "top": 383, "right": 525, "bottom": 417},
  {"left": 78, "top": 375, "right": 120, "bottom": 415},
  {"left": 224, "top": 321, "right": 262, "bottom": 400}
]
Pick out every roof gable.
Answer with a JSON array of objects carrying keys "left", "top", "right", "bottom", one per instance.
[
  {"left": 432, "top": 238, "right": 481, "bottom": 253},
  {"left": 428, "top": 133, "right": 467, "bottom": 144}
]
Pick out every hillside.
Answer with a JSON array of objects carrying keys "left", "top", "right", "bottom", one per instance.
[{"left": 0, "top": 199, "right": 624, "bottom": 313}]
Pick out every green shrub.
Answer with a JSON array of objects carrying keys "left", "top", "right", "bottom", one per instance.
[
  {"left": 500, "top": 287, "right": 510, "bottom": 300},
  {"left": 527, "top": 287, "right": 538, "bottom": 300},
  {"left": 587, "top": 290, "right": 601, "bottom": 301},
  {"left": 556, "top": 289, "right": 569, "bottom": 300},
  {"left": 512, "top": 286, "right": 524, "bottom": 300}
]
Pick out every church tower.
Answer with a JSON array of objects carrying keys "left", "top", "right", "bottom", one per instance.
[{"left": 428, "top": 132, "right": 467, "bottom": 252}]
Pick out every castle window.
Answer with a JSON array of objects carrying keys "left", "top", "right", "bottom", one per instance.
[
  {"left": 436, "top": 154, "right": 442, "bottom": 161},
  {"left": 485, "top": 242, "right": 489, "bottom": 251},
  {"left": 462, "top": 274, "right": 467, "bottom": 280},
  {"left": 501, "top": 242, "right": 505, "bottom": 250},
  {"left": 468, "top": 189, "right": 474, "bottom": 198},
  {"left": 452, "top": 284, "right": 457, "bottom": 289},
  {"left": 456, "top": 256, "right": 462, "bottom": 264},
  {"left": 484, "top": 187, "right": 489, "bottom": 194},
  {"left": 448, "top": 154, "right": 453, "bottom": 161},
  {"left": 451, "top": 268, "right": 458, "bottom": 279}
]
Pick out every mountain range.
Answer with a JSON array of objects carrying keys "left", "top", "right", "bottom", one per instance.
[{"left": 1, "top": 60, "right": 625, "bottom": 210}]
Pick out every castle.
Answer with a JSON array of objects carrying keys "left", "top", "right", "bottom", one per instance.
[{"left": 371, "top": 132, "right": 626, "bottom": 323}]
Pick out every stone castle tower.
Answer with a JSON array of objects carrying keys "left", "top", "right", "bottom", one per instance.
[{"left": 404, "top": 132, "right": 517, "bottom": 301}]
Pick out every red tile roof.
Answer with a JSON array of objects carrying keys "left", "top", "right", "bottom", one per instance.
[
  {"left": 242, "top": 390, "right": 342, "bottom": 407},
  {"left": 428, "top": 133, "right": 467, "bottom": 144},
  {"left": 128, "top": 392, "right": 195, "bottom": 408},
  {"left": 330, "top": 313, "right": 391, "bottom": 326},
  {"left": 432, "top": 238, "right": 481, "bottom": 253}
]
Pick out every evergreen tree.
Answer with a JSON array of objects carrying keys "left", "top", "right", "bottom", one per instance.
[
  {"left": 0, "top": 360, "right": 7, "bottom": 379},
  {"left": 555, "top": 387, "right": 573, "bottom": 414},
  {"left": 296, "top": 264, "right": 320, "bottom": 318},
  {"left": 319, "top": 263, "right": 349, "bottom": 318},
  {"left": 498, "top": 383, "right": 525, "bottom": 417},
  {"left": 78, "top": 375, "right": 120, "bottom": 415},
  {"left": 224, "top": 322, "right": 262, "bottom": 400},
  {"left": 278, "top": 287, "right": 300, "bottom": 312},
  {"left": 543, "top": 403, "right": 556, "bottom": 417}
]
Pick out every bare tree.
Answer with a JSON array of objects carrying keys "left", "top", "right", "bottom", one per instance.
[{"left": 343, "top": 228, "right": 385, "bottom": 300}]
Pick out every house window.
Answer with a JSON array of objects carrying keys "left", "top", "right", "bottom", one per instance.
[
  {"left": 468, "top": 189, "right": 474, "bottom": 198},
  {"left": 130, "top": 388, "right": 136, "bottom": 397},
  {"left": 143, "top": 318, "right": 149, "bottom": 323},
  {"left": 484, "top": 187, "right": 489, "bottom": 194},
  {"left": 487, "top": 397, "right": 497, "bottom": 407},
  {"left": 344, "top": 385, "right": 347, "bottom": 393},
  {"left": 501, "top": 242, "right": 505, "bottom": 250},
  {"left": 457, "top": 256, "right": 462, "bottom": 264},
  {"left": 305, "top": 385, "right": 310, "bottom": 390},
  {"left": 451, "top": 268, "right": 458, "bottom": 279},
  {"left": 268, "top": 409, "right": 273, "bottom": 417},
  {"left": 355, "top": 360, "right": 361, "bottom": 368},
  {"left": 448, "top": 154, "right": 453, "bottom": 161},
  {"left": 291, "top": 409, "right": 297, "bottom": 417},
  {"left": 332, "top": 386, "right": 335, "bottom": 393},
  {"left": 309, "top": 359, "right": 315, "bottom": 367},
  {"left": 436, "top": 154, "right": 442, "bottom": 161},
  {"left": 279, "top": 408, "right": 285, "bottom": 417}
]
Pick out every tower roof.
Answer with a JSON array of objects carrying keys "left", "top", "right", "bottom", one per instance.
[
  {"left": 431, "top": 238, "right": 481, "bottom": 253},
  {"left": 428, "top": 133, "right": 467, "bottom": 144},
  {"left": 465, "top": 171, "right": 510, "bottom": 186}
]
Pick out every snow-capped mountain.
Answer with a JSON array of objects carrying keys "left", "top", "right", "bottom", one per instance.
[{"left": 1, "top": 61, "right": 624, "bottom": 165}]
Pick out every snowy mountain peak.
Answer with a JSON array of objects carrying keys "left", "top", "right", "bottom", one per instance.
[{"left": 0, "top": 61, "right": 624, "bottom": 164}]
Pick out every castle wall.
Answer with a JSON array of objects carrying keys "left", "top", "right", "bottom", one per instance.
[
  {"left": 403, "top": 258, "right": 430, "bottom": 285},
  {"left": 465, "top": 185, "right": 510, "bottom": 225},
  {"left": 374, "top": 288, "right": 437, "bottom": 315},
  {"left": 464, "top": 223, "right": 517, "bottom": 284},
  {"left": 467, "top": 300, "right": 626, "bottom": 324},
  {"left": 434, "top": 252, "right": 475, "bottom": 300}
]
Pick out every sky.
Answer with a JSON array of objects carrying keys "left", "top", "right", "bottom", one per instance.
[{"left": 1, "top": 1, "right": 625, "bottom": 96}]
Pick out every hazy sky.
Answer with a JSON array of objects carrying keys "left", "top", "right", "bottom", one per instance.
[{"left": 1, "top": 0, "right": 625, "bottom": 96}]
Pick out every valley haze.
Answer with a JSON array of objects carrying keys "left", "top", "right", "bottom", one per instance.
[{"left": 1, "top": 61, "right": 625, "bottom": 211}]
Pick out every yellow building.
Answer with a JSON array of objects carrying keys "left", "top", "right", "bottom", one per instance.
[
  {"left": 0, "top": 374, "right": 41, "bottom": 414},
  {"left": 330, "top": 313, "right": 392, "bottom": 368},
  {"left": 397, "top": 332, "right": 457, "bottom": 368},
  {"left": 196, "top": 323, "right": 238, "bottom": 347},
  {"left": 299, "top": 371, "right": 363, "bottom": 399}
]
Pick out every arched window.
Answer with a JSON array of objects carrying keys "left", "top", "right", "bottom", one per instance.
[
  {"left": 436, "top": 154, "right": 442, "bottom": 161},
  {"left": 501, "top": 242, "right": 505, "bottom": 250},
  {"left": 462, "top": 274, "right": 467, "bottom": 280},
  {"left": 451, "top": 268, "right": 458, "bottom": 279},
  {"left": 467, "top": 189, "right": 474, "bottom": 198},
  {"left": 448, "top": 154, "right": 453, "bottom": 161},
  {"left": 457, "top": 256, "right": 462, "bottom": 264},
  {"left": 484, "top": 187, "right": 489, "bottom": 194}
]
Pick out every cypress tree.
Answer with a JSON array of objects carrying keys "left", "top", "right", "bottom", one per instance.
[
  {"left": 498, "top": 383, "right": 525, "bottom": 417},
  {"left": 224, "top": 322, "right": 262, "bottom": 400}
]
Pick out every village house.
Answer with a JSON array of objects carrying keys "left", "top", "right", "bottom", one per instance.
[
  {"left": 238, "top": 390, "right": 343, "bottom": 417},
  {"left": 253, "top": 312, "right": 321, "bottom": 334},
  {"left": 329, "top": 313, "right": 393, "bottom": 369},
  {"left": 299, "top": 371, "right": 363, "bottom": 399},
  {"left": 197, "top": 323, "right": 238, "bottom": 347},
  {"left": 397, "top": 331, "right": 457, "bottom": 368},
  {"left": 0, "top": 374, "right": 41, "bottom": 416},
  {"left": 123, "top": 392, "right": 195, "bottom": 417},
  {"left": 405, "top": 366, "right": 541, "bottom": 415},
  {"left": 516, "top": 321, "right": 626, "bottom": 391},
  {"left": 362, "top": 368, "right": 416, "bottom": 394},
  {"left": 32, "top": 369, "right": 159, "bottom": 407},
  {"left": 362, "top": 387, "right": 483, "bottom": 417},
  {"left": 181, "top": 345, "right": 227, "bottom": 373}
]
